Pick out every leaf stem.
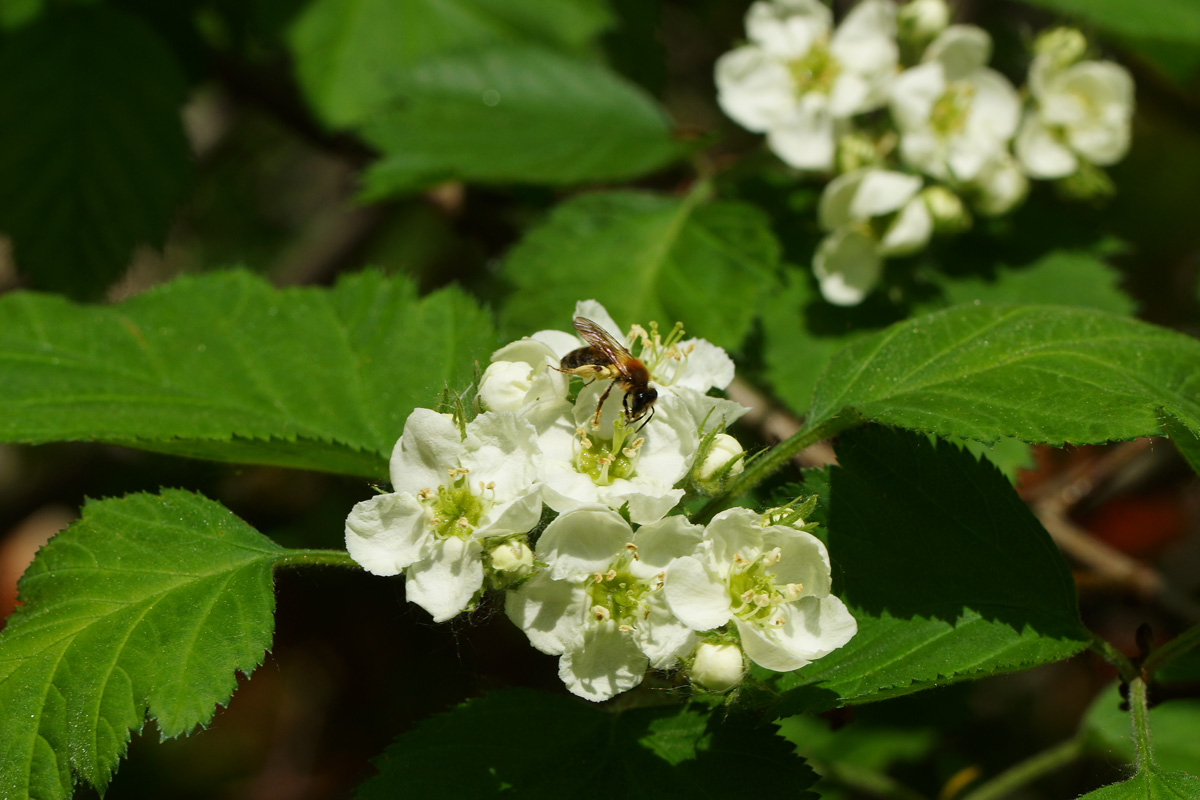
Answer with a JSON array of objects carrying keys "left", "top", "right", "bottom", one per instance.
[
  {"left": 275, "top": 549, "right": 361, "bottom": 569},
  {"left": 1128, "top": 677, "right": 1155, "bottom": 771},
  {"left": 958, "top": 735, "right": 1086, "bottom": 800},
  {"left": 1088, "top": 633, "right": 1139, "bottom": 684},
  {"left": 695, "top": 413, "right": 860, "bottom": 524},
  {"left": 1142, "top": 621, "right": 1200, "bottom": 677}
]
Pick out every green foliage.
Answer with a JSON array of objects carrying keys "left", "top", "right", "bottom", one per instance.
[
  {"left": 0, "top": 4, "right": 191, "bottom": 299},
  {"left": 0, "top": 271, "right": 495, "bottom": 478},
  {"left": 807, "top": 305, "right": 1200, "bottom": 447},
  {"left": 287, "top": 0, "right": 613, "bottom": 128},
  {"left": 500, "top": 191, "right": 779, "bottom": 349},
  {"left": 1017, "top": 0, "right": 1200, "bottom": 44},
  {"left": 1080, "top": 769, "right": 1200, "bottom": 799},
  {"left": 359, "top": 45, "right": 686, "bottom": 196},
  {"left": 0, "top": 490, "right": 283, "bottom": 800},
  {"left": 774, "top": 428, "right": 1089, "bottom": 711},
  {"left": 353, "top": 689, "right": 817, "bottom": 799},
  {"left": 1084, "top": 685, "right": 1200, "bottom": 774}
]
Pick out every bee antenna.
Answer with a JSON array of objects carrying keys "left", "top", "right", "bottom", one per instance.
[{"left": 634, "top": 405, "right": 655, "bottom": 433}]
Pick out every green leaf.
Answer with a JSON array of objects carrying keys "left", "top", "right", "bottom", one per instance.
[
  {"left": 0, "top": 490, "right": 284, "bottom": 800},
  {"left": 288, "top": 0, "right": 612, "bottom": 128},
  {"left": 354, "top": 689, "right": 817, "bottom": 799},
  {"left": 359, "top": 46, "right": 685, "bottom": 195},
  {"left": 0, "top": 271, "right": 495, "bottom": 478},
  {"left": 500, "top": 192, "right": 779, "bottom": 350},
  {"left": 806, "top": 305, "right": 1200, "bottom": 448},
  {"left": 1080, "top": 769, "right": 1200, "bottom": 799},
  {"left": 1162, "top": 411, "right": 1200, "bottom": 476},
  {"left": 1017, "top": 0, "right": 1200, "bottom": 45},
  {"left": 0, "top": 5, "right": 191, "bottom": 299},
  {"left": 776, "top": 715, "right": 937, "bottom": 772},
  {"left": 1084, "top": 684, "right": 1200, "bottom": 774},
  {"left": 930, "top": 249, "right": 1137, "bottom": 317},
  {"left": 775, "top": 427, "right": 1089, "bottom": 711}
]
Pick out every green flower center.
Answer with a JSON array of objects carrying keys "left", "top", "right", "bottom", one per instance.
[
  {"left": 726, "top": 548, "right": 803, "bottom": 626},
  {"left": 576, "top": 419, "right": 641, "bottom": 486},
  {"left": 930, "top": 82, "right": 975, "bottom": 137},
  {"left": 787, "top": 39, "right": 841, "bottom": 96},
  {"left": 587, "top": 550, "right": 653, "bottom": 625},
  {"left": 421, "top": 472, "right": 487, "bottom": 539}
]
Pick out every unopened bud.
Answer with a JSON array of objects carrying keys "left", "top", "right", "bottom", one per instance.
[
  {"left": 489, "top": 539, "right": 534, "bottom": 579},
  {"left": 691, "top": 643, "right": 746, "bottom": 693},
  {"left": 479, "top": 361, "right": 534, "bottom": 412},
  {"left": 1033, "top": 27, "right": 1087, "bottom": 68},
  {"left": 920, "top": 185, "right": 971, "bottom": 234},
  {"left": 698, "top": 434, "right": 745, "bottom": 483},
  {"left": 898, "top": 0, "right": 950, "bottom": 47}
]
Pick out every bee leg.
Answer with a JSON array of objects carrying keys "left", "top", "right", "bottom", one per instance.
[
  {"left": 633, "top": 404, "right": 654, "bottom": 433},
  {"left": 592, "top": 381, "right": 615, "bottom": 428}
]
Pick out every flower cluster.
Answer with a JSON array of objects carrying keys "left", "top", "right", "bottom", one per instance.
[
  {"left": 344, "top": 301, "right": 857, "bottom": 700},
  {"left": 716, "top": 0, "right": 1135, "bottom": 306}
]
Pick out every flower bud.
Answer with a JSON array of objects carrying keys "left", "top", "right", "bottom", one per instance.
[
  {"left": 919, "top": 185, "right": 972, "bottom": 234},
  {"left": 898, "top": 0, "right": 950, "bottom": 48},
  {"left": 698, "top": 433, "right": 745, "bottom": 482},
  {"left": 836, "top": 132, "right": 884, "bottom": 174},
  {"left": 1033, "top": 27, "right": 1088, "bottom": 69},
  {"left": 488, "top": 539, "right": 535, "bottom": 586},
  {"left": 479, "top": 360, "right": 535, "bottom": 412},
  {"left": 691, "top": 643, "right": 746, "bottom": 692}
]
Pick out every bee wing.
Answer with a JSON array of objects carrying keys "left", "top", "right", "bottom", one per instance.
[{"left": 573, "top": 316, "right": 634, "bottom": 377}]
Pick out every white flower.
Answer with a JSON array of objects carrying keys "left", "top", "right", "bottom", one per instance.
[
  {"left": 345, "top": 409, "right": 543, "bottom": 622},
  {"left": 506, "top": 507, "right": 703, "bottom": 701},
  {"left": 697, "top": 433, "right": 746, "bottom": 483},
  {"left": 967, "top": 150, "right": 1028, "bottom": 215},
  {"left": 716, "top": 0, "right": 898, "bottom": 171},
  {"left": 1015, "top": 57, "right": 1134, "bottom": 179},
  {"left": 663, "top": 507, "right": 857, "bottom": 671},
  {"left": 691, "top": 642, "right": 747, "bottom": 692},
  {"left": 897, "top": 0, "right": 949, "bottom": 46},
  {"left": 479, "top": 337, "right": 570, "bottom": 428},
  {"left": 812, "top": 168, "right": 932, "bottom": 306},
  {"left": 890, "top": 25, "right": 1021, "bottom": 182}
]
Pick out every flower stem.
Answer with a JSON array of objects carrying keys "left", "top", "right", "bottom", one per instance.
[
  {"left": 1128, "top": 676, "right": 1156, "bottom": 771},
  {"left": 1142, "top": 621, "right": 1200, "bottom": 677},
  {"left": 694, "top": 412, "right": 860, "bottom": 524},
  {"left": 1088, "top": 633, "right": 1139, "bottom": 684},
  {"left": 958, "top": 735, "right": 1086, "bottom": 800},
  {"left": 274, "top": 549, "right": 361, "bottom": 569}
]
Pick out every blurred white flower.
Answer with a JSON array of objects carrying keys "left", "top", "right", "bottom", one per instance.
[
  {"left": 812, "top": 168, "right": 932, "bottom": 305},
  {"left": 344, "top": 409, "right": 542, "bottom": 621},
  {"left": 1016, "top": 53, "right": 1134, "bottom": 179},
  {"left": 968, "top": 150, "right": 1028, "bottom": 215},
  {"left": 715, "top": 0, "right": 898, "bottom": 171},
  {"left": 663, "top": 507, "right": 857, "bottom": 671},
  {"left": 506, "top": 507, "right": 703, "bottom": 701},
  {"left": 890, "top": 25, "right": 1021, "bottom": 182},
  {"left": 897, "top": 0, "right": 949, "bottom": 46}
]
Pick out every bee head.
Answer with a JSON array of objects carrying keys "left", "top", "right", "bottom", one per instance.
[{"left": 626, "top": 388, "right": 658, "bottom": 428}]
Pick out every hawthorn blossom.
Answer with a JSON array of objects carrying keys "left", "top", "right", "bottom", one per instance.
[
  {"left": 890, "top": 25, "right": 1021, "bottom": 183},
  {"left": 715, "top": 0, "right": 898, "bottom": 171},
  {"left": 1015, "top": 31, "right": 1134, "bottom": 179},
  {"left": 506, "top": 507, "right": 702, "bottom": 701},
  {"left": 344, "top": 409, "right": 542, "bottom": 622},
  {"left": 813, "top": 167, "right": 932, "bottom": 305},
  {"left": 663, "top": 508, "right": 857, "bottom": 671},
  {"left": 690, "top": 642, "right": 747, "bottom": 692}
]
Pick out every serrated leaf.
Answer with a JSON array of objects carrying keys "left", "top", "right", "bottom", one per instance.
[
  {"left": 359, "top": 46, "right": 685, "bottom": 195},
  {"left": 806, "top": 305, "right": 1200, "bottom": 448},
  {"left": 500, "top": 192, "right": 778, "bottom": 350},
  {"left": 1017, "top": 0, "right": 1200, "bottom": 45},
  {"left": 0, "top": 5, "right": 191, "bottom": 299},
  {"left": 354, "top": 689, "right": 816, "bottom": 799},
  {"left": 1084, "top": 684, "right": 1200, "bottom": 774},
  {"left": 774, "top": 427, "right": 1089, "bottom": 712},
  {"left": 1081, "top": 769, "right": 1200, "bottom": 799},
  {"left": 0, "top": 490, "right": 284, "bottom": 800},
  {"left": 288, "top": 0, "right": 612, "bottom": 128},
  {"left": 0, "top": 271, "right": 495, "bottom": 478}
]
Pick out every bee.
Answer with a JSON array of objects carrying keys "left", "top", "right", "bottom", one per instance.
[{"left": 557, "top": 316, "right": 657, "bottom": 430}]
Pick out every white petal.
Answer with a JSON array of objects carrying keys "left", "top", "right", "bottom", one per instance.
[
  {"left": 536, "top": 505, "right": 631, "bottom": 581},
  {"left": 572, "top": 300, "right": 624, "bottom": 341},
  {"left": 530, "top": 329, "right": 583, "bottom": 359},
  {"left": 635, "top": 593, "right": 700, "bottom": 669},
  {"left": 851, "top": 169, "right": 923, "bottom": 218},
  {"left": 475, "top": 485, "right": 543, "bottom": 539},
  {"left": 633, "top": 514, "right": 705, "bottom": 576},
  {"left": 460, "top": 411, "right": 540, "bottom": 503},
  {"left": 389, "top": 408, "right": 462, "bottom": 495},
  {"left": 737, "top": 617, "right": 810, "bottom": 671},
  {"left": 664, "top": 556, "right": 732, "bottom": 631},
  {"left": 762, "top": 526, "right": 833, "bottom": 596},
  {"left": 772, "top": 594, "right": 859, "bottom": 660},
  {"left": 966, "top": 69, "right": 1021, "bottom": 142},
  {"left": 691, "top": 643, "right": 746, "bottom": 692},
  {"left": 970, "top": 152, "right": 1028, "bottom": 217},
  {"left": 813, "top": 228, "right": 883, "bottom": 307},
  {"left": 404, "top": 536, "right": 484, "bottom": 622},
  {"left": 746, "top": 0, "right": 831, "bottom": 57},
  {"left": 558, "top": 622, "right": 647, "bottom": 701},
  {"left": 669, "top": 386, "right": 749, "bottom": 432},
  {"left": 879, "top": 196, "right": 932, "bottom": 255},
  {"left": 1015, "top": 115, "right": 1077, "bottom": 179},
  {"left": 715, "top": 46, "right": 796, "bottom": 132},
  {"left": 505, "top": 571, "right": 586, "bottom": 655},
  {"left": 345, "top": 492, "right": 429, "bottom": 575},
  {"left": 925, "top": 24, "right": 990, "bottom": 80},
  {"left": 889, "top": 62, "right": 943, "bottom": 132},
  {"left": 613, "top": 487, "right": 685, "bottom": 526},
  {"left": 663, "top": 338, "right": 735, "bottom": 391},
  {"left": 766, "top": 101, "right": 836, "bottom": 170},
  {"left": 479, "top": 361, "right": 536, "bottom": 412},
  {"left": 830, "top": 0, "right": 898, "bottom": 81},
  {"left": 818, "top": 169, "right": 868, "bottom": 230}
]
